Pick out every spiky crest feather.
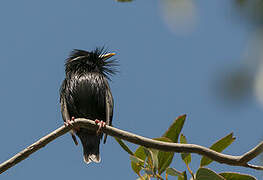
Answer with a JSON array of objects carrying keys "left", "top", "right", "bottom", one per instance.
[{"left": 65, "top": 47, "right": 118, "bottom": 80}]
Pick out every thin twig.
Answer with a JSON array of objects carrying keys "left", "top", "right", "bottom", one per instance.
[
  {"left": 186, "top": 164, "right": 194, "bottom": 179},
  {"left": 0, "top": 118, "right": 262, "bottom": 174}
]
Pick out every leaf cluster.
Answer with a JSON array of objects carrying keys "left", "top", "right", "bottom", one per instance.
[{"left": 115, "top": 115, "right": 256, "bottom": 180}]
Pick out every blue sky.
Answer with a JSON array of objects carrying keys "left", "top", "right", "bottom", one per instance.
[{"left": 0, "top": 0, "right": 262, "bottom": 179}]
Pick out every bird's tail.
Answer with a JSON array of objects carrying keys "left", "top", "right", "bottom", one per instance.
[{"left": 77, "top": 130, "right": 101, "bottom": 164}]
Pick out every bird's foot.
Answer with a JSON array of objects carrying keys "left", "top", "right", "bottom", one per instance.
[
  {"left": 64, "top": 117, "right": 75, "bottom": 127},
  {"left": 95, "top": 119, "right": 106, "bottom": 135}
]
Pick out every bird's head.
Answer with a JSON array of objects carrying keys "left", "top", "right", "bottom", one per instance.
[{"left": 65, "top": 48, "right": 118, "bottom": 79}]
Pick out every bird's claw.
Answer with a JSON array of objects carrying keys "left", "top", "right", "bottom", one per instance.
[
  {"left": 95, "top": 119, "right": 106, "bottom": 135},
  {"left": 64, "top": 117, "right": 75, "bottom": 126}
]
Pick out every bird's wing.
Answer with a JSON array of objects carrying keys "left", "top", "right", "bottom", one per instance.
[
  {"left": 103, "top": 80, "right": 114, "bottom": 144},
  {"left": 60, "top": 95, "right": 71, "bottom": 123},
  {"left": 60, "top": 83, "right": 78, "bottom": 146}
]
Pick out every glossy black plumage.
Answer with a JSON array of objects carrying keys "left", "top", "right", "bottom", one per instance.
[{"left": 60, "top": 48, "right": 117, "bottom": 164}]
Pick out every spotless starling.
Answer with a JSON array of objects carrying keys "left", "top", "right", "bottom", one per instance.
[{"left": 60, "top": 48, "right": 117, "bottom": 164}]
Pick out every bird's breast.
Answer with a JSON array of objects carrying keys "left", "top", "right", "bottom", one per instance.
[{"left": 65, "top": 73, "right": 107, "bottom": 120}]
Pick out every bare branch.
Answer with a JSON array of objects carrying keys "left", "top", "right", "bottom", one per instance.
[
  {"left": 0, "top": 118, "right": 262, "bottom": 174},
  {"left": 244, "top": 163, "right": 263, "bottom": 170}
]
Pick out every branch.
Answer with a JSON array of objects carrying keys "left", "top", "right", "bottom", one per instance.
[{"left": 0, "top": 118, "right": 263, "bottom": 174}]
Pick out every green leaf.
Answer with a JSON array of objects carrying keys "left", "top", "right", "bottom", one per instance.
[
  {"left": 154, "top": 137, "right": 174, "bottom": 174},
  {"left": 150, "top": 149, "right": 159, "bottom": 174},
  {"left": 157, "top": 115, "right": 186, "bottom": 174},
  {"left": 180, "top": 134, "right": 191, "bottom": 165},
  {"left": 143, "top": 147, "right": 159, "bottom": 174},
  {"left": 131, "top": 115, "right": 186, "bottom": 176},
  {"left": 200, "top": 133, "right": 235, "bottom": 167},
  {"left": 162, "top": 114, "right": 186, "bottom": 143},
  {"left": 114, "top": 137, "right": 134, "bottom": 155},
  {"left": 196, "top": 168, "right": 225, "bottom": 180},
  {"left": 130, "top": 155, "right": 144, "bottom": 164},
  {"left": 166, "top": 167, "right": 182, "bottom": 177},
  {"left": 219, "top": 172, "right": 256, "bottom": 180},
  {"left": 178, "top": 171, "right": 187, "bottom": 180},
  {"left": 131, "top": 146, "right": 147, "bottom": 175}
]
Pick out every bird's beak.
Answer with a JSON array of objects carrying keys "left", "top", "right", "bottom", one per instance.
[{"left": 100, "top": 52, "right": 116, "bottom": 60}]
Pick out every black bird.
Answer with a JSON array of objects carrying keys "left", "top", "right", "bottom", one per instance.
[{"left": 60, "top": 48, "right": 117, "bottom": 164}]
